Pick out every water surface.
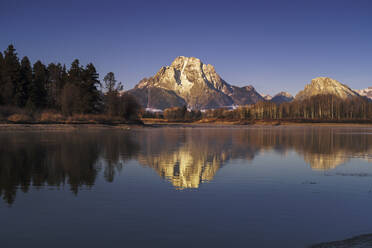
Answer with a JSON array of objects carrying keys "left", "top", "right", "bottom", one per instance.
[{"left": 1, "top": 126, "right": 372, "bottom": 247}]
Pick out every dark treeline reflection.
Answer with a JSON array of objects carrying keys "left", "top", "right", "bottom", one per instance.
[
  {"left": 1, "top": 127, "right": 372, "bottom": 204},
  {"left": 0, "top": 131, "right": 140, "bottom": 205}
]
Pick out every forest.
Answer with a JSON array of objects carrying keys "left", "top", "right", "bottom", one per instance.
[
  {"left": 0, "top": 44, "right": 141, "bottom": 123},
  {"left": 147, "top": 94, "right": 372, "bottom": 123}
]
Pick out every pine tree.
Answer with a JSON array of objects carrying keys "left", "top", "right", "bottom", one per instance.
[
  {"left": 59, "top": 65, "right": 68, "bottom": 109},
  {"left": 61, "top": 83, "right": 80, "bottom": 116},
  {"left": 1, "top": 45, "right": 21, "bottom": 105},
  {"left": 47, "top": 63, "right": 66, "bottom": 109},
  {"left": 65, "top": 59, "right": 83, "bottom": 113},
  {"left": 16, "top": 56, "right": 32, "bottom": 107},
  {"left": 68, "top": 59, "right": 82, "bottom": 85},
  {"left": 27, "top": 61, "right": 47, "bottom": 109},
  {"left": 81, "top": 63, "right": 101, "bottom": 113}
]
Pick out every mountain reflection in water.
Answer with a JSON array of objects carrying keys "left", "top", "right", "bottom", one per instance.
[{"left": 1, "top": 127, "right": 372, "bottom": 204}]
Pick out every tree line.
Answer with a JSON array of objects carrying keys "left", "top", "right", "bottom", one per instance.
[
  {"left": 230, "top": 94, "right": 372, "bottom": 122},
  {"left": 151, "top": 94, "right": 372, "bottom": 123},
  {"left": 0, "top": 44, "right": 140, "bottom": 122}
]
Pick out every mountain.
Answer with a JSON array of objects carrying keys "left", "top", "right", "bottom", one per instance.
[
  {"left": 355, "top": 87, "right": 372, "bottom": 100},
  {"left": 261, "top": 94, "right": 272, "bottom": 101},
  {"left": 295, "top": 77, "right": 360, "bottom": 101},
  {"left": 229, "top": 85, "right": 264, "bottom": 106},
  {"left": 271, "top": 92, "right": 294, "bottom": 104},
  {"left": 128, "top": 56, "right": 263, "bottom": 109}
]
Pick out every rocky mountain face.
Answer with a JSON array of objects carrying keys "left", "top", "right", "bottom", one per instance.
[
  {"left": 355, "top": 87, "right": 372, "bottom": 100},
  {"left": 128, "top": 56, "right": 263, "bottom": 109},
  {"left": 295, "top": 77, "right": 359, "bottom": 101},
  {"left": 271, "top": 92, "right": 294, "bottom": 104}
]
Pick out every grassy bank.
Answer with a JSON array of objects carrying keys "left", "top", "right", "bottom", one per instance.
[
  {"left": 1, "top": 117, "right": 372, "bottom": 132},
  {"left": 0, "top": 123, "right": 147, "bottom": 132},
  {"left": 142, "top": 118, "right": 372, "bottom": 126},
  {"left": 0, "top": 107, "right": 143, "bottom": 125}
]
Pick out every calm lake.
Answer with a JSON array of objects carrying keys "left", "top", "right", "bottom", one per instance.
[{"left": 1, "top": 126, "right": 372, "bottom": 247}]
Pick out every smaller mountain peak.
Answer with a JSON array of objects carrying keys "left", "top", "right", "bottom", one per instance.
[
  {"left": 296, "top": 77, "right": 358, "bottom": 100},
  {"left": 355, "top": 86, "right": 372, "bottom": 100},
  {"left": 274, "top": 91, "right": 293, "bottom": 98},
  {"left": 271, "top": 91, "right": 294, "bottom": 104},
  {"left": 263, "top": 95, "right": 272, "bottom": 100}
]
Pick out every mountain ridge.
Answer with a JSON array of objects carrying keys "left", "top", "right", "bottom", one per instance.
[{"left": 128, "top": 58, "right": 367, "bottom": 110}]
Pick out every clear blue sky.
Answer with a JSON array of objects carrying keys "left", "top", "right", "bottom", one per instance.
[{"left": 1, "top": 0, "right": 371, "bottom": 95}]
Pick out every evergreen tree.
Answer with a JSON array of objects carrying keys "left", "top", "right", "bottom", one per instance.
[
  {"left": 0, "top": 44, "right": 142, "bottom": 121},
  {"left": 47, "top": 63, "right": 65, "bottom": 109},
  {"left": 27, "top": 61, "right": 47, "bottom": 109},
  {"left": 80, "top": 63, "right": 101, "bottom": 113},
  {"left": 16, "top": 57, "right": 32, "bottom": 107},
  {"left": 68, "top": 59, "right": 82, "bottom": 85},
  {"left": 1, "top": 45, "right": 21, "bottom": 105},
  {"left": 65, "top": 59, "right": 83, "bottom": 113},
  {"left": 60, "top": 65, "right": 68, "bottom": 108},
  {"left": 61, "top": 83, "right": 80, "bottom": 116}
]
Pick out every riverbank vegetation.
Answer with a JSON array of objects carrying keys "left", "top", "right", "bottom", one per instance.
[
  {"left": 0, "top": 45, "right": 141, "bottom": 124},
  {"left": 143, "top": 94, "right": 372, "bottom": 124}
]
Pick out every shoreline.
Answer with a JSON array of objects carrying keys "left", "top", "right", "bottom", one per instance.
[
  {"left": 310, "top": 233, "right": 372, "bottom": 248},
  {"left": 1, "top": 121, "right": 372, "bottom": 131},
  {"left": 0, "top": 123, "right": 144, "bottom": 131}
]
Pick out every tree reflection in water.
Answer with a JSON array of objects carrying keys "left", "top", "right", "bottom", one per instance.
[
  {"left": 1, "top": 127, "right": 372, "bottom": 205},
  {"left": 0, "top": 131, "right": 140, "bottom": 205}
]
